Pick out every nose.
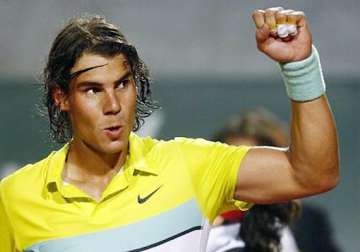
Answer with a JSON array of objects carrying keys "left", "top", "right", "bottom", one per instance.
[{"left": 103, "top": 90, "right": 121, "bottom": 115}]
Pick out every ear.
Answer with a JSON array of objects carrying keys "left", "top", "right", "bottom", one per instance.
[{"left": 52, "top": 86, "right": 70, "bottom": 111}]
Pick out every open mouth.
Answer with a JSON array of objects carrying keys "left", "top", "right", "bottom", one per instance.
[
  {"left": 104, "top": 125, "right": 123, "bottom": 139},
  {"left": 106, "top": 126, "right": 121, "bottom": 131}
]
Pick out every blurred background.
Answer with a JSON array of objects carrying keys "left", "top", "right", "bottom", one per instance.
[{"left": 0, "top": 0, "right": 359, "bottom": 251}]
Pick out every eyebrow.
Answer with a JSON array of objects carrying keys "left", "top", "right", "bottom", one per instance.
[
  {"left": 70, "top": 64, "right": 108, "bottom": 80},
  {"left": 76, "top": 70, "right": 133, "bottom": 89},
  {"left": 115, "top": 71, "right": 132, "bottom": 84}
]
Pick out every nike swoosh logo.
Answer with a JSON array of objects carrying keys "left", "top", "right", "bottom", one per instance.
[{"left": 137, "top": 185, "right": 162, "bottom": 204}]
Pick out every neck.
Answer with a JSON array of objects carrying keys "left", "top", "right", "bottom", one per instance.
[{"left": 65, "top": 139, "right": 128, "bottom": 182}]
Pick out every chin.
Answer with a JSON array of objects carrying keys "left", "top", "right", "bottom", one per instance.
[{"left": 100, "top": 139, "right": 127, "bottom": 154}]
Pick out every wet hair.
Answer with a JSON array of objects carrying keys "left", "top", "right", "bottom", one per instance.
[
  {"left": 42, "top": 15, "right": 159, "bottom": 143},
  {"left": 213, "top": 108, "right": 300, "bottom": 252}
]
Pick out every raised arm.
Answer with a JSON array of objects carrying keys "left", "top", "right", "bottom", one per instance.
[{"left": 235, "top": 7, "right": 339, "bottom": 204}]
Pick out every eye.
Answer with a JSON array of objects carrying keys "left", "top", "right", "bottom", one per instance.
[
  {"left": 85, "top": 87, "right": 101, "bottom": 95},
  {"left": 116, "top": 79, "right": 130, "bottom": 89}
]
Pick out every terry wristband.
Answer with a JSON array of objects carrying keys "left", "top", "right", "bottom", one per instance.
[{"left": 278, "top": 45, "right": 326, "bottom": 102}]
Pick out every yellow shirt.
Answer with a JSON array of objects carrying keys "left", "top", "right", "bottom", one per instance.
[{"left": 0, "top": 133, "right": 251, "bottom": 252}]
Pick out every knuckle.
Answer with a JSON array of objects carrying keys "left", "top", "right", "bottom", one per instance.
[
  {"left": 265, "top": 10, "right": 274, "bottom": 17},
  {"left": 252, "top": 10, "right": 262, "bottom": 18},
  {"left": 294, "top": 11, "right": 305, "bottom": 17},
  {"left": 278, "top": 10, "right": 290, "bottom": 16},
  {"left": 276, "top": 11, "right": 286, "bottom": 18},
  {"left": 266, "top": 6, "right": 284, "bottom": 12}
]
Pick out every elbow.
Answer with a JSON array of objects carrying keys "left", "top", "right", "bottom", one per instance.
[
  {"left": 323, "top": 166, "right": 340, "bottom": 191},
  {"left": 318, "top": 171, "right": 339, "bottom": 193},
  {"left": 320, "top": 155, "right": 341, "bottom": 191},
  {"left": 324, "top": 159, "right": 341, "bottom": 192},
  {"left": 308, "top": 164, "right": 340, "bottom": 194},
  {"left": 295, "top": 162, "right": 340, "bottom": 196}
]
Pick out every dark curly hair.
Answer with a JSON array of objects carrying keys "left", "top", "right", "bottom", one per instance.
[{"left": 42, "top": 15, "right": 159, "bottom": 143}]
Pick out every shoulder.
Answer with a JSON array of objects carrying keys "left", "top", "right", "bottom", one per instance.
[
  {"left": 173, "top": 136, "right": 247, "bottom": 155},
  {"left": 173, "top": 137, "right": 224, "bottom": 152},
  {"left": 130, "top": 133, "right": 195, "bottom": 153},
  {"left": 133, "top": 134, "right": 249, "bottom": 160},
  {"left": 130, "top": 134, "right": 212, "bottom": 162},
  {"left": 0, "top": 151, "right": 55, "bottom": 200},
  {"left": 144, "top": 135, "right": 218, "bottom": 156},
  {"left": 132, "top": 132, "right": 215, "bottom": 148},
  {"left": 174, "top": 136, "right": 213, "bottom": 145},
  {"left": 142, "top": 134, "right": 249, "bottom": 157}
]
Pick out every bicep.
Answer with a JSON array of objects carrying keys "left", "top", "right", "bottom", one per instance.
[{"left": 235, "top": 146, "right": 308, "bottom": 204}]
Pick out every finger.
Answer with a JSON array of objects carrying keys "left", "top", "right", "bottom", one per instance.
[
  {"left": 265, "top": 7, "right": 283, "bottom": 37},
  {"left": 291, "top": 11, "right": 306, "bottom": 27},
  {"left": 265, "top": 6, "right": 284, "bottom": 13},
  {"left": 276, "top": 10, "right": 295, "bottom": 38},
  {"left": 286, "top": 11, "right": 297, "bottom": 25},
  {"left": 275, "top": 10, "right": 288, "bottom": 38},
  {"left": 286, "top": 11, "right": 298, "bottom": 36},
  {"left": 252, "top": 9, "right": 269, "bottom": 43},
  {"left": 255, "top": 23, "right": 271, "bottom": 43},
  {"left": 288, "top": 11, "right": 307, "bottom": 39},
  {"left": 252, "top": 9, "right": 265, "bottom": 29}
]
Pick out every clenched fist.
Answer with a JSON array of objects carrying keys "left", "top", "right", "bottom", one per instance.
[{"left": 252, "top": 7, "right": 312, "bottom": 63}]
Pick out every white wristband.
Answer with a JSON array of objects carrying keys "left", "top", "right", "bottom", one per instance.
[{"left": 278, "top": 45, "right": 326, "bottom": 102}]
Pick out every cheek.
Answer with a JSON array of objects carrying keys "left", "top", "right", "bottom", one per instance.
[
  {"left": 69, "top": 96, "right": 101, "bottom": 128},
  {"left": 122, "top": 89, "right": 137, "bottom": 124},
  {"left": 124, "top": 85, "right": 137, "bottom": 109},
  {"left": 128, "top": 92, "right": 137, "bottom": 118},
  {"left": 130, "top": 90, "right": 137, "bottom": 110}
]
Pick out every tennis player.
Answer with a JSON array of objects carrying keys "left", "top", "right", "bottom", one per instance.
[{"left": 0, "top": 7, "right": 339, "bottom": 252}]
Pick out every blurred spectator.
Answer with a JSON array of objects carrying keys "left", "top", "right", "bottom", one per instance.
[
  {"left": 207, "top": 108, "right": 341, "bottom": 252},
  {"left": 207, "top": 108, "right": 299, "bottom": 252}
]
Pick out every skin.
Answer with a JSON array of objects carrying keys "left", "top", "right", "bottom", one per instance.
[
  {"left": 235, "top": 7, "right": 339, "bottom": 204},
  {"left": 53, "top": 53, "right": 137, "bottom": 201},
  {"left": 226, "top": 136, "right": 258, "bottom": 147},
  {"left": 53, "top": 7, "right": 339, "bottom": 204}
]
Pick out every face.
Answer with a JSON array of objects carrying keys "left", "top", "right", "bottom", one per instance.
[{"left": 56, "top": 53, "right": 137, "bottom": 155}]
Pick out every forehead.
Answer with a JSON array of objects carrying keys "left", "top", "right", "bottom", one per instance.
[{"left": 70, "top": 53, "right": 130, "bottom": 82}]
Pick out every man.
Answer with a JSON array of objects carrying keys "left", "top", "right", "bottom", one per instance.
[{"left": 0, "top": 7, "right": 339, "bottom": 252}]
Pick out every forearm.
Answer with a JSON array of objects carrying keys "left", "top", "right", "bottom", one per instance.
[
  {"left": 236, "top": 7, "right": 341, "bottom": 202},
  {"left": 274, "top": 43, "right": 340, "bottom": 192},
  {"left": 288, "top": 93, "right": 339, "bottom": 191}
]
